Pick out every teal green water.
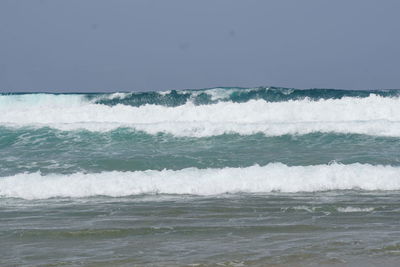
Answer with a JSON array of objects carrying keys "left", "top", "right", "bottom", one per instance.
[
  {"left": 1, "top": 127, "right": 400, "bottom": 176},
  {"left": 4, "top": 87, "right": 400, "bottom": 108},
  {"left": 1, "top": 88, "right": 400, "bottom": 266},
  {"left": 90, "top": 87, "right": 400, "bottom": 107}
]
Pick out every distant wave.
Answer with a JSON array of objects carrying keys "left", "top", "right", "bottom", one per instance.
[
  {"left": 2, "top": 87, "right": 400, "bottom": 107},
  {"left": 1, "top": 163, "right": 400, "bottom": 199},
  {"left": 1, "top": 90, "right": 400, "bottom": 137},
  {"left": 91, "top": 87, "right": 400, "bottom": 107}
]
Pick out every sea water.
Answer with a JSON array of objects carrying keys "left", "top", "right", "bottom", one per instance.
[{"left": 1, "top": 87, "right": 400, "bottom": 266}]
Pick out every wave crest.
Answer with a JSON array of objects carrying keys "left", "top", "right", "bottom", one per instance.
[
  {"left": 2, "top": 94, "right": 400, "bottom": 137},
  {"left": 1, "top": 163, "right": 400, "bottom": 199}
]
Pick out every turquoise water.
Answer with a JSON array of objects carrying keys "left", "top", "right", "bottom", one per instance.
[
  {"left": 1, "top": 87, "right": 400, "bottom": 266},
  {"left": 1, "top": 128, "right": 400, "bottom": 175},
  {"left": 90, "top": 87, "right": 400, "bottom": 106}
]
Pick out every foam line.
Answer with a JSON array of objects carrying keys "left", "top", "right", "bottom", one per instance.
[
  {"left": 1, "top": 95, "right": 400, "bottom": 137},
  {"left": 1, "top": 163, "right": 400, "bottom": 199}
]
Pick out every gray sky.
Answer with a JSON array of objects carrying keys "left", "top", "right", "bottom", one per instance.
[{"left": 1, "top": 0, "right": 399, "bottom": 92}]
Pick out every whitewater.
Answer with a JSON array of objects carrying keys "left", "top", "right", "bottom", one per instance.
[
  {"left": 2, "top": 87, "right": 400, "bottom": 266},
  {"left": 2, "top": 163, "right": 400, "bottom": 199},
  {"left": 2, "top": 87, "right": 400, "bottom": 197},
  {"left": 2, "top": 90, "right": 400, "bottom": 137}
]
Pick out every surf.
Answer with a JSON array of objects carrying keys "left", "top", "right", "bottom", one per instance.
[
  {"left": 2, "top": 163, "right": 400, "bottom": 199},
  {"left": 1, "top": 89, "right": 400, "bottom": 137}
]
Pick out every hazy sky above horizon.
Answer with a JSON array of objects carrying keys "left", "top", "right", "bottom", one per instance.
[{"left": 1, "top": 0, "right": 399, "bottom": 92}]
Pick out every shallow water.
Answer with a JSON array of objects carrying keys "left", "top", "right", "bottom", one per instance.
[{"left": 2, "top": 192, "right": 400, "bottom": 266}]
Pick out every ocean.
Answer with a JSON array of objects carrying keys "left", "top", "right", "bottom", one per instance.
[{"left": 1, "top": 87, "right": 400, "bottom": 266}]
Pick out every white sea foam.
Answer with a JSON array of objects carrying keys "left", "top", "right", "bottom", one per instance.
[
  {"left": 1, "top": 94, "right": 400, "bottom": 137},
  {"left": 0, "top": 94, "right": 85, "bottom": 108},
  {"left": 337, "top": 207, "right": 375, "bottom": 212},
  {"left": 185, "top": 87, "right": 243, "bottom": 101},
  {"left": 101, "top": 92, "right": 132, "bottom": 100},
  {"left": 288, "top": 206, "right": 315, "bottom": 212},
  {"left": 1, "top": 163, "right": 400, "bottom": 200}
]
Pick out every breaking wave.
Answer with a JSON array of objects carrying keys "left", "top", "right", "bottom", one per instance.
[
  {"left": 2, "top": 89, "right": 400, "bottom": 137},
  {"left": 1, "top": 163, "right": 400, "bottom": 199}
]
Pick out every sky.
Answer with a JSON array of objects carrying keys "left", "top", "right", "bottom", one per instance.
[{"left": 0, "top": 0, "right": 399, "bottom": 92}]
